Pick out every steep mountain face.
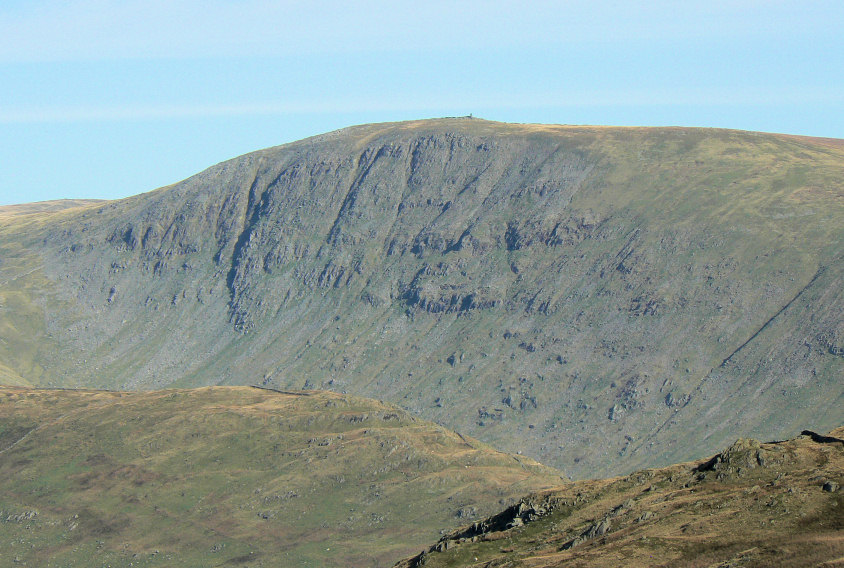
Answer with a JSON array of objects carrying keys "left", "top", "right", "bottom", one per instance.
[
  {"left": 1, "top": 118, "right": 843, "bottom": 478},
  {"left": 0, "top": 386, "right": 561, "bottom": 567},
  {"left": 395, "top": 427, "right": 844, "bottom": 568}
]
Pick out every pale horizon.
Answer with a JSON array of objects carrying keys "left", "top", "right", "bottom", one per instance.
[{"left": 2, "top": 1, "right": 842, "bottom": 205}]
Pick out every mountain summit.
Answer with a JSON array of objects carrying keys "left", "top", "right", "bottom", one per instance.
[{"left": 1, "top": 118, "right": 842, "bottom": 477}]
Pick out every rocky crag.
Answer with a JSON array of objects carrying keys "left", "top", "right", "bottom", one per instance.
[{"left": 1, "top": 118, "right": 843, "bottom": 478}]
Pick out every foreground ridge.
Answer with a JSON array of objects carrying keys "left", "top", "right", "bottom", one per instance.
[
  {"left": 396, "top": 426, "right": 844, "bottom": 567},
  {"left": 0, "top": 385, "right": 561, "bottom": 567}
]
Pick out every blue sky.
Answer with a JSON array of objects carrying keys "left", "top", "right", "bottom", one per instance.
[{"left": 1, "top": 1, "right": 843, "bottom": 205}]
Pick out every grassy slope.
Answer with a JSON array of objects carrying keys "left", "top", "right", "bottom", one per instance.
[
  {"left": 0, "top": 203, "right": 105, "bottom": 387},
  {"left": 0, "top": 385, "right": 561, "bottom": 567},
  {"left": 0, "top": 200, "right": 106, "bottom": 217},
  {"left": 396, "top": 426, "right": 844, "bottom": 567}
]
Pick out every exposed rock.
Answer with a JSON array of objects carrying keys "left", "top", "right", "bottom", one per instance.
[
  {"left": 1, "top": 510, "right": 38, "bottom": 523},
  {"left": 636, "top": 511, "right": 654, "bottom": 522},
  {"left": 455, "top": 506, "right": 478, "bottom": 519},
  {"left": 697, "top": 438, "right": 786, "bottom": 477},
  {"left": 588, "top": 519, "right": 611, "bottom": 537}
]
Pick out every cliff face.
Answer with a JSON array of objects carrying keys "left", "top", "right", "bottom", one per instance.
[{"left": 2, "top": 118, "right": 843, "bottom": 477}]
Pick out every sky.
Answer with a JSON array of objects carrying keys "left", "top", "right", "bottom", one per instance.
[{"left": 1, "top": 1, "right": 843, "bottom": 205}]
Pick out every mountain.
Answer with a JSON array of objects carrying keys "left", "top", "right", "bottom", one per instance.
[
  {"left": 396, "top": 427, "right": 844, "bottom": 567},
  {"left": 1, "top": 118, "right": 843, "bottom": 477},
  {"left": 0, "top": 385, "right": 561, "bottom": 567}
]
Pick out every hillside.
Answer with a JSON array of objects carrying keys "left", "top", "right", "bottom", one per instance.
[
  {"left": 396, "top": 427, "right": 844, "bottom": 567},
  {"left": 0, "top": 385, "right": 561, "bottom": 567},
  {"left": 1, "top": 118, "right": 843, "bottom": 477},
  {"left": 0, "top": 199, "right": 105, "bottom": 218}
]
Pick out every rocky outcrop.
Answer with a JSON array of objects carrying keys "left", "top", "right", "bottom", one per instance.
[
  {"left": 394, "top": 426, "right": 844, "bottom": 568},
  {"left": 401, "top": 495, "right": 560, "bottom": 567}
]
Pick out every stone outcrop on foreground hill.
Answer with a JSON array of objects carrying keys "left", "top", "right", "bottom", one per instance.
[
  {"left": 1, "top": 118, "right": 843, "bottom": 477},
  {"left": 396, "top": 426, "right": 844, "bottom": 567}
]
